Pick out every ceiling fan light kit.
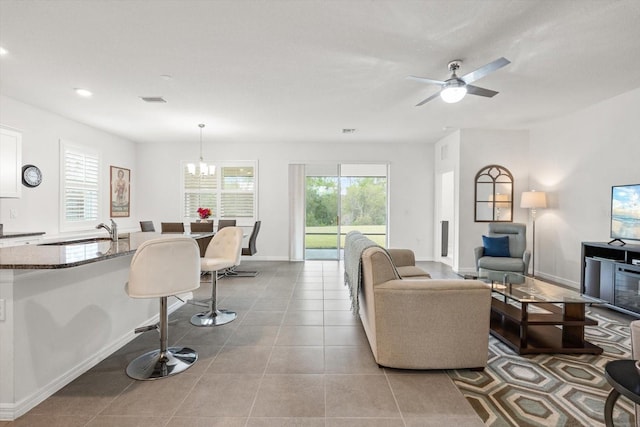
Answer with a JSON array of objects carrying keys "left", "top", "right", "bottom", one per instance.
[
  {"left": 440, "top": 60, "right": 467, "bottom": 103},
  {"left": 440, "top": 83, "right": 467, "bottom": 103},
  {"left": 408, "top": 57, "right": 511, "bottom": 106}
]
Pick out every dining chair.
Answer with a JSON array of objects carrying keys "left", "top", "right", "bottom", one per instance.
[
  {"left": 217, "top": 219, "right": 236, "bottom": 231},
  {"left": 161, "top": 222, "right": 185, "bottom": 232},
  {"left": 226, "top": 220, "right": 261, "bottom": 277},
  {"left": 139, "top": 221, "right": 155, "bottom": 232},
  {"left": 190, "top": 222, "right": 214, "bottom": 257},
  {"left": 190, "top": 222, "right": 214, "bottom": 232}
]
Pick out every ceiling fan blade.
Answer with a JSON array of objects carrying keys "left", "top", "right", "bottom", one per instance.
[
  {"left": 415, "top": 91, "right": 442, "bottom": 106},
  {"left": 406, "top": 75, "right": 446, "bottom": 86},
  {"left": 466, "top": 85, "right": 499, "bottom": 98},
  {"left": 460, "top": 57, "right": 510, "bottom": 84}
]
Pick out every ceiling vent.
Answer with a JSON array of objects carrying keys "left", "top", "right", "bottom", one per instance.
[{"left": 140, "top": 96, "right": 167, "bottom": 103}]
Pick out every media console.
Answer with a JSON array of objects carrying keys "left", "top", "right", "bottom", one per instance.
[{"left": 581, "top": 242, "right": 640, "bottom": 316}]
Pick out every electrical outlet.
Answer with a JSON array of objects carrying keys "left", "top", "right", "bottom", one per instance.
[
  {"left": 0, "top": 299, "right": 5, "bottom": 321},
  {"left": 9, "top": 209, "right": 17, "bottom": 219}
]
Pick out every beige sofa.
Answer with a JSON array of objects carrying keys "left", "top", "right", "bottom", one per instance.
[{"left": 356, "top": 245, "right": 492, "bottom": 370}]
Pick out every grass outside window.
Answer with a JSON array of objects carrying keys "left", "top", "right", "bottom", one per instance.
[{"left": 305, "top": 225, "right": 386, "bottom": 249}]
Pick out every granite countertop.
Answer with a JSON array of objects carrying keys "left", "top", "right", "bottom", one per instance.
[
  {"left": 0, "top": 232, "right": 213, "bottom": 269},
  {"left": 0, "top": 231, "right": 46, "bottom": 239}
]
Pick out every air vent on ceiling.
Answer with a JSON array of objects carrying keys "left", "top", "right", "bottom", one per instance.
[{"left": 139, "top": 96, "right": 167, "bottom": 103}]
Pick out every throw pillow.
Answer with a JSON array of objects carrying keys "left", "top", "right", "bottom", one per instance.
[{"left": 482, "top": 235, "right": 511, "bottom": 257}]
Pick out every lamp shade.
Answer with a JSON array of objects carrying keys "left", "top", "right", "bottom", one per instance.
[{"left": 520, "top": 191, "right": 547, "bottom": 209}]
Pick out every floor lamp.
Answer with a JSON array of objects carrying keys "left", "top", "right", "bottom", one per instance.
[{"left": 521, "top": 191, "right": 547, "bottom": 278}]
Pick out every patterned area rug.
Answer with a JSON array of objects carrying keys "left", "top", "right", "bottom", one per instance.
[{"left": 447, "top": 311, "right": 635, "bottom": 426}]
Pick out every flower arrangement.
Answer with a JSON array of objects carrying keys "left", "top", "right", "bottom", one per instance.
[{"left": 197, "top": 207, "right": 212, "bottom": 219}]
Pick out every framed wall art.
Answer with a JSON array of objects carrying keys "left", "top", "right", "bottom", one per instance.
[{"left": 110, "top": 166, "right": 130, "bottom": 217}]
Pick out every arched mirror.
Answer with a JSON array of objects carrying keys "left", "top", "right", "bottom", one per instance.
[{"left": 474, "top": 164, "right": 513, "bottom": 222}]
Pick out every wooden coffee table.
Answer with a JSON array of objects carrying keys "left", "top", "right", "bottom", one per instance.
[{"left": 484, "top": 271, "right": 605, "bottom": 355}]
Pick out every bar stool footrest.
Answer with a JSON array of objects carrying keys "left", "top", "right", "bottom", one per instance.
[{"left": 134, "top": 324, "right": 158, "bottom": 334}]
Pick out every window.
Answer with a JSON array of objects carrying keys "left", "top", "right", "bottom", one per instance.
[
  {"left": 182, "top": 161, "right": 257, "bottom": 222},
  {"left": 60, "top": 140, "right": 100, "bottom": 231}
]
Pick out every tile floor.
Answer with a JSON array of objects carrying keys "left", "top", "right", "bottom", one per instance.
[{"left": 1, "top": 261, "right": 483, "bottom": 427}]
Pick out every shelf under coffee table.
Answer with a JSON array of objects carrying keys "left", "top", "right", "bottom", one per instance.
[{"left": 483, "top": 270, "right": 605, "bottom": 355}]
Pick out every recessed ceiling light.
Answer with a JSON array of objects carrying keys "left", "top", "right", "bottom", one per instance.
[
  {"left": 74, "top": 88, "right": 93, "bottom": 97},
  {"left": 0, "top": 47, "right": 8, "bottom": 56}
]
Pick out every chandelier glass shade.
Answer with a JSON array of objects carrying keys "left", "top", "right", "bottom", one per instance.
[{"left": 187, "top": 123, "right": 215, "bottom": 175}]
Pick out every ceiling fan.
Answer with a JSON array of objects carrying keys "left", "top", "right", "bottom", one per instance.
[{"left": 407, "top": 57, "right": 510, "bottom": 105}]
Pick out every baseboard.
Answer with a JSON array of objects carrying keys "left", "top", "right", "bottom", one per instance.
[
  {"left": 0, "top": 298, "right": 185, "bottom": 421},
  {"left": 241, "top": 255, "right": 289, "bottom": 261},
  {"left": 533, "top": 272, "right": 579, "bottom": 290},
  {"left": 454, "top": 267, "right": 477, "bottom": 276}
]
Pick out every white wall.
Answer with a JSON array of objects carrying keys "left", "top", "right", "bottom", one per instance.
[
  {"left": 453, "top": 129, "right": 530, "bottom": 274},
  {"left": 0, "top": 95, "right": 138, "bottom": 236},
  {"left": 529, "top": 87, "right": 640, "bottom": 287},
  {"left": 136, "top": 140, "right": 435, "bottom": 260},
  {"left": 1, "top": 95, "right": 436, "bottom": 260}
]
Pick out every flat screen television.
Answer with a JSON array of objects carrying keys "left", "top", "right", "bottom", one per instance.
[{"left": 610, "top": 184, "right": 640, "bottom": 244}]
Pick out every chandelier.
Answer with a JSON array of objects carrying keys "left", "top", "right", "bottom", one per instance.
[{"left": 187, "top": 123, "right": 215, "bottom": 175}]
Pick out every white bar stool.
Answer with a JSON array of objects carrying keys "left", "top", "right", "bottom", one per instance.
[
  {"left": 125, "top": 236, "right": 201, "bottom": 380},
  {"left": 190, "top": 226, "right": 243, "bottom": 326}
]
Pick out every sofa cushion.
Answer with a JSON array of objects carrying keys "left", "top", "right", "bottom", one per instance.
[
  {"left": 478, "top": 256, "right": 524, "bottom": 271},
  {"left": 397, "top": 265, "right": 431, "bottom": 279},
  {"left": 482, "top": 235, "right": 510, "bottom": 257}
]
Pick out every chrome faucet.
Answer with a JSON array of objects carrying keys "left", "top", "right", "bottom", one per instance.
[{"left": 96, "top": 219, "right": 118, "bottom": 242}]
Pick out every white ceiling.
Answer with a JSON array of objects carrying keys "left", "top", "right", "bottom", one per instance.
[{"left": 1, "top": 0, "right": 639, "bottom": 145}]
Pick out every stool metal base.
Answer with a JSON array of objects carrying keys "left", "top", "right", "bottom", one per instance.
[
  {"left": 126, "top": 347, "right": 197, "bottom": 380},
  {"left": 190, "top": 309, "right": 237, "bottom": 326},
  {"left": 225, "top": 269, "right": 259, "bottom": 277}
]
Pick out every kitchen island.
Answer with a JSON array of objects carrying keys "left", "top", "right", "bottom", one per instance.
[{"left": 0, "top": 232, "right": 211, "bottom": 421}]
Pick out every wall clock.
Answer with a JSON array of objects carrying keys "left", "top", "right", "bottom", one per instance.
[{"left": 22, "top": 164, "right": 43, "bottom": 188}]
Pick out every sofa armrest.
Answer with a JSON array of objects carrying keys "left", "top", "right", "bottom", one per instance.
[
  {"left": 474, "top": 246, "right": 484, "bottom": 269},
  {"left": 387, "top": 248, "right": 416, "bottom": 267},
  {"left": 370, "top": 278, "right": 491, "bottom": 369}
]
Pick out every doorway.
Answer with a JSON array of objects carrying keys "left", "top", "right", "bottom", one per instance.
[
  {"left": 304, "top": 164, "right": 388, "bottom": 260},
  {"left": 438, "top": 170, "right": 455, "bottom": 266}
]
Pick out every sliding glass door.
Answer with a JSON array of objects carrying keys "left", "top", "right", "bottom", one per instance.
[
  {"left": 305, "top": 163, "right": 387, "bottom": 260},
  {"left": 305, "top": 164, "right": 340, "bottom": 260}
]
